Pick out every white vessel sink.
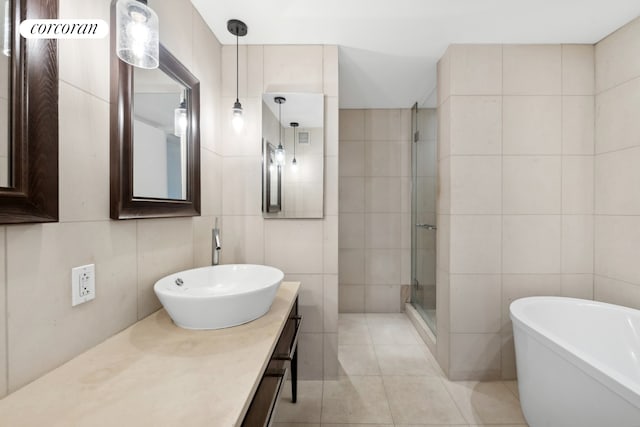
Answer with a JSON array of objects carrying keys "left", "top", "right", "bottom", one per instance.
[{"left": 153, "top": 264, "right": 284, "bottom": 330}]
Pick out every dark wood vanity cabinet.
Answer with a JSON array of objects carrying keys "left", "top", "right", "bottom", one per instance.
[{"left": 242, "top": 297, "right": 301, "bottom": 427}]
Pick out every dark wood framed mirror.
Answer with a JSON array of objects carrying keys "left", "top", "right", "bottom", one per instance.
[
  {"left": 0, "top": 0, "right": 59, "bottom": 224},
  {"left": 110, "top": 38, "right": 200, "bottom": 220}
]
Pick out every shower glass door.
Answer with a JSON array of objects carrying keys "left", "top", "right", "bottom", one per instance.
[{"left": 411, "top": 103, "right": 437, "bottom": 334}]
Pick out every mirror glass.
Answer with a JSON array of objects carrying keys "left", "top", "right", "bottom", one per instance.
[
  {"left": 0, "top": 1, "right": 10, "bottom": 188},
  {"left": 262, "top": 92, "right": 324, "bottom": 219},
  {"left": 133, "top": 67, "right": 189, "bottom": 200},
  {"left": 264, "top": 140, "right": 281, "bottom": 213}
]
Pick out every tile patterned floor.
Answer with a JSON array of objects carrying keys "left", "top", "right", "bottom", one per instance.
[{"left": 274, "top": 313, "right": 528, "bottom": 427}]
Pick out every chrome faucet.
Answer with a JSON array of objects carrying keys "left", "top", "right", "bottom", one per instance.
[{"left": 212, "top": 218, "right": 221, "bottom": 266}]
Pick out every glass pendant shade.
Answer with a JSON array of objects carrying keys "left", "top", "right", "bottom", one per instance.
[
  {"left": 116, "top": 0, "right": 159, "bottom": 69},
  {"left": 232, "top": 100, "right": 244, "bottom": 132},
  {"left": 174, "top": 102, "right": 187, "bottom": 137},
  {"left": 291, "top": 157, "right": 298, "bottom": 172},
  {"left": 275, "top": 144, "right": 286, "bottom": 166}
]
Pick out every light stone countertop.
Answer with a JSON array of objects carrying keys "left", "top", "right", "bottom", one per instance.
[{"left": 0, "top": 282, "right": 300, "bottom": 427}]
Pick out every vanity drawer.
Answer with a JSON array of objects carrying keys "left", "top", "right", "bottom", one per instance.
[{"left": 242, "top": 297, "right": 300, "bottom": 427}]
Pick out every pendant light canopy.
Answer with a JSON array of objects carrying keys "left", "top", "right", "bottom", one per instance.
[
  {"left": 290, "top": 122, "right": 299, "bottom": 171},
  {"left": 274, "top": 96, "right": 286, "bottom": 166},
  {"left": 115, "top": 0, "right": 159, "bottom": 69},
  {"left": 228, "top": 19, "right": 247, "bottom": 133}
]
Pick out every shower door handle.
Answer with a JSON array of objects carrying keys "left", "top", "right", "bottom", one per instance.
[{"left": 416, "top": 223, "right": 437, "bottom": 231}]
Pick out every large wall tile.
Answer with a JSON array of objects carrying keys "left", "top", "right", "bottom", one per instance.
[
  {"left": 562, "top": 96, "right": 595, "bottom": 155},
  {"left": 364, "top": 109, "right": 411, "bottom": 142},
  {"left": 192, "top": 215, "right": 216, "bottom": 267},
  {"left": 338, "top": 285, "right": 365, "bottom": 313},
  {"left": 594, "top": 275, "right": 640, "bottom": 310},
  {"left": 339, "top": 109, "right": 365, "bottom": 141},
  {"left": 595, "top": 215, "right": 640, "bottom": 285},
  {"left": 562, "top": 274, "right": 594, "bottom": 300},
  {"left": 450, "top": 45, "right": 502, "bottom": 95},
  {"left": 323, "top": 45, "right": 339, "bottom": 97},
  {"left": 595, "top": 16, "right": 640, "bottom": 93},
  {"left": 503, "top": 45, "right": 561, "bottom": 95},
  {"left": 595, "top": 147, "right": 640, "bottom": 215},
  {"left": 595, "top": 77, "right": 640, "bottom": 154},
  {"left": 323, "top": 215, "right": 339, "bottom": 274},
  {"left": 324, "top": 156, "right": 339, "bottom": 216},
  {"left": 365, "top": 141, "right": 405, "bottom": 177},
  {"left": 222, "top": 156, "right": 262, "bottom": 215},
  {"left": 58, "top": 0, "right": 109, "bottom": 101},
  {"left": 450, "top": 96, "right": 502, "bottom": 155},
  {"left": 339, "top": 177, "right": 365, "bottom": 213},
  {"left": 562, "top": 45, "right": 595, "bottom": 95},
  {"left": 200, "top": 150, "right": 223, "bottom": 216},
  {"left": 220, "top": 215, "right": 264, "bottom": 265},
  {"left": 150, "top": 0, "right": 193, "bottom": 69},
  {"left": 365, "top": 285, "right": 402, "bottom": 313},
  {"left": 264, "top": 220, "right": 323, "bottom": 274},
  {"left": 59, "top": 83, "right": 110, "bottom": 222},
  {"left": 449, "top": 333, "right": 501, "bottom": 380},
  {"left": 325, "top": 97, "right": 340, "bottom": 157},
  {"left": 503, "top": 96, "right": 562, "bottom": 155},
  {"left": 450, "top": 215, "right": 502, "bottom": 274},
  {"left": 364, "top": 249, "right": 401, "bottom": 285},
  {"left": 562, "top": 156, "right": 594, "bottom": 214},
  {"left": 339, "top": 213, "right": 365, "bottom": 249},
  {"left": 365, "top": 177, "right": 401, "bottom": 213},
  {"left": 562, "top": 215, "right": 594, "bottom": 274},
  {"left": 502, "top": 215, "right": 562, "bottom": 274},
  {"left": 364, "top": 213, "right": 402, "bottom": 249},
  {"left": 450, "top": 156, "right": 501, "bottom": 214},
  {"left": 339, "top": 249, "right": 365, "bottom": 285},
  {"left": 264, "top": 46, "right": 323, "bottom": 93},
  {"left": 450, "top": 275, "right": 501, "bottom": 333},
  {"left": 221, "top": 45, "right": 247, "bottom": 98},
  {"left": 438, "top": 48, "right": 451, "bottom": 105},
  {"left": 323, "top": 275, "right": 338, "bottom": 332},
  {"left": 339, "top": 141, "right": 365, "bottom": 177},
  {"left": 503, "top": 156, "right": 561, "bottom": 214},
  {"left": 7, "top": 222, "right": 137, "bottom": 391},
  {"left": 137, "top": 218, "right": 194, "bottom": 319}
]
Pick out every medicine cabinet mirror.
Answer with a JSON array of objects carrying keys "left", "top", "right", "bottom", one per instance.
[
  {"left": 0, "top": 0, "right": 59, "bottom": 224},
  {"left": 261, "top": 92, "right": 324, "bottom": 219},
  {"left": 110, "top": 40, "right": 200, "bottom": 219}
]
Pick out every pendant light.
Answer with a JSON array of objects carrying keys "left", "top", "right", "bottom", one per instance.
[
  {"left": 290, "top": 122, "right": 299, "bottom": 171},
  {"left": 115, "top": 0, "right": 159, "bottom": 69},
  {"left": 227, "top": 19, "right": 247, "bottom": 133},
  {"left": 174, "top": 91, "right": 187, "bottom": 137},
  {"left": 274, "top": 96, "right": 286, "bottom": 166}
]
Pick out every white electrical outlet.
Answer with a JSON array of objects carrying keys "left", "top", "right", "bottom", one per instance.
[{"left": 71, "top": 264, "right": 95, "bottom": 306}]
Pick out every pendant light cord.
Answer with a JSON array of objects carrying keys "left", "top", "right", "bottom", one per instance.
[
  {"left": 278, "top": 102, "right": 282, "bottom": 146},
  {"left": 293, "top": 127, "right": 296, "bottom": 158},
  {"left": 236, "top": 32, "right": 239, "bottom": 104}
]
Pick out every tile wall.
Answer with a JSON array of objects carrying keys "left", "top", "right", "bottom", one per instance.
[
  {"left": 0, "top": 0, "right": 223, "bottom": 396},
  {"left": 338, "top": 109, "right": 412, "bottom": 313},
  {"left": 437, "top": 44, "right": 595, "bottom": 380},
  {"left": 219, "top": 45, "right": 339, "bottom": 380},
  {"left": 594, "top": 17, "right": 640, "bottom": 308}
]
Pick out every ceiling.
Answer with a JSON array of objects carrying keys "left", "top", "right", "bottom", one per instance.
[
  {"left": 191, "top": 0, "right": 640, "bottom": 109},
  {"left": 262, "top": 92, "right": 324, "bottom": 129}
]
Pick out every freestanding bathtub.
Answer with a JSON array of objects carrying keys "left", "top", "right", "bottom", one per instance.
[{"left": 511, "top": 296, "right": 640, "bottom": 427}]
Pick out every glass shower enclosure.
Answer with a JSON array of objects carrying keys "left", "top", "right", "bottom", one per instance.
[{"left": 410, "top": 103, "right": 438, "bottom": 334}]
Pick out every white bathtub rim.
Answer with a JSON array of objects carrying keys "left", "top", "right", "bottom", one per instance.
[{"left": 510, "top": 296, "right": 640, "bottom": 410}]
